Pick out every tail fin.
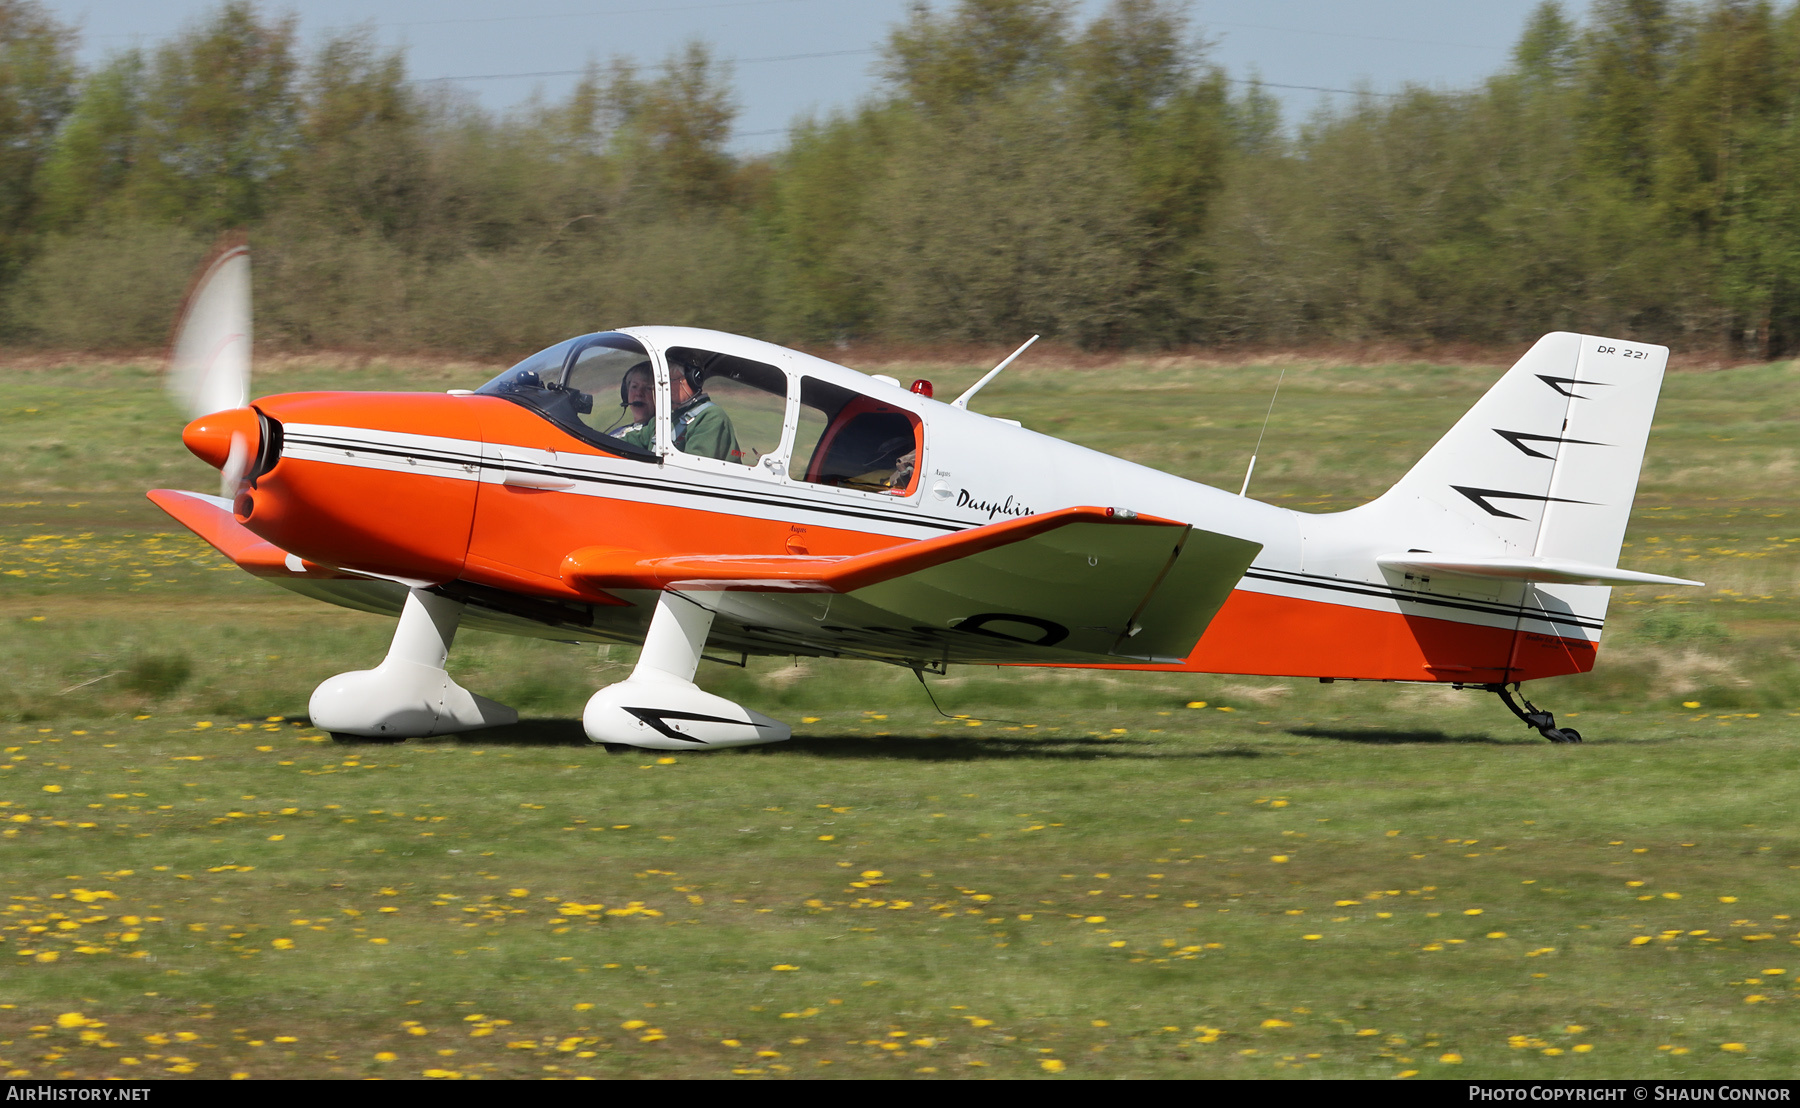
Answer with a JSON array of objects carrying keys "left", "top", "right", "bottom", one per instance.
[
  {"left": 1263, "top": 333, "right": 1694, "bottom": 685},
  {"left": 1380, "top": 332, "right": 1669, "bottom": 569}
]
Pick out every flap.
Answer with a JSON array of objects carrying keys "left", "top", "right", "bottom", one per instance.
[{"left": 1376, "top": 552, "right": 1702, "bottom": 588}]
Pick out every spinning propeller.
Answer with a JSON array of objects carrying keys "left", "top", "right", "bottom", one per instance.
[{"left": 166, "top": 236, "right": 255, "bottom": 500}]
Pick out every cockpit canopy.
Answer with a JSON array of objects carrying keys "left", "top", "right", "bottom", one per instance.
[
  {"left": 478, "top": 329, "right": 923, "bottom": 496},
  {"left": 476, "top": 332, "right": 656, "bottom": 456}
]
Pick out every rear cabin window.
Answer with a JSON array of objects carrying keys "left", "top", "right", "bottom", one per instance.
[{"left": 790, "top": 376, "right": 921, "bottom": 495}]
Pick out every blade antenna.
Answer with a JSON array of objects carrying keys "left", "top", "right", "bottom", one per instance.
[
  {"left": 951, "top": 335, "right": 1039, "bottom": 410},
  {"left": 1239, "top": 364, "right": 1288, "bottom": 498}
]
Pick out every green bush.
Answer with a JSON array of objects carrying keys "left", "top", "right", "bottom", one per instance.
[{"left": 123, "top": 652, "right": 193, "bottom": 697}]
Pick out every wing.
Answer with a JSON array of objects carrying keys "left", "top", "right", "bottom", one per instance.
[
  {"left": 564, "top": 506, "right": 1263, "bottom": 665},
  {"left": 146, "top": 489, "right": 605, "bottom": 641}
]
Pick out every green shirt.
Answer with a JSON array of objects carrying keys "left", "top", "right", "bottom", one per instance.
[
  {"left": 608, "top": 394, "right": 740, "bottom": 463},
  {"left": 675, "top": 396, "right": 741, "bottom": 462},
  {"left": 613, "top": 421, "right": 654, "bottom": 451}
]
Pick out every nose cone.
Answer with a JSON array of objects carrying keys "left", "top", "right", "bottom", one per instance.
[{"left": 183, "top": 407, "right": 260, "bottom": 471}]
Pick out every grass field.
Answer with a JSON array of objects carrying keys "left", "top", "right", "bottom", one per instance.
[{"left": 0, "top": 349, "right": 1796, "bottom": 1080}]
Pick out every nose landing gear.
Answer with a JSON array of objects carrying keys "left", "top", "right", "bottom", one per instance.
[
  {"left": 309, "top": 587, "right": 518, "bottom": 740},
  {"left": 1489, "top": 683, "right": 1582, "bottom": 744}
]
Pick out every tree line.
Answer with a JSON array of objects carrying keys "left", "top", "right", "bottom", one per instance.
[{"left": 1, "top": 0, "right": 1798, "bottom": 356}]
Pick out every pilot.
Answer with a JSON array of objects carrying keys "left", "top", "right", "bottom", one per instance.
[
  {"left": 613, "top": 356, "right": 741, "bottom": 463},
  {"left": 611, "top": 363, "right": 656, "bottom": 449}
]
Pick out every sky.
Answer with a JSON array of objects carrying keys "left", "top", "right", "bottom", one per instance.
[{"left": 45, "top": 0, "right": 1551, "bottom": 154}]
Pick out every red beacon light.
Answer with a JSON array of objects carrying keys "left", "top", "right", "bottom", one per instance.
[{"left": 910, "top": 379, "right": 933, "bottom": 398}]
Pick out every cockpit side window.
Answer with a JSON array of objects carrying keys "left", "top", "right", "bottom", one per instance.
[
  {"left": 665, "top": 347, "right": 787, "bottom": 467},
  {"left": 790, "top": 376, "right": 921, "bottom": 495},
  {"left": 474, "top": 332, "right": 656, "bottom": 459}
]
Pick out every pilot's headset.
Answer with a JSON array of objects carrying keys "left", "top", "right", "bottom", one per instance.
[{"left": 670, "top": 354, "right": 707, "bottom": 396}]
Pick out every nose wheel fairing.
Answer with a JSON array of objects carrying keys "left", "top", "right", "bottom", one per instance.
[{"left": 309, "top": 588, "right": 517, "bottom": 739}]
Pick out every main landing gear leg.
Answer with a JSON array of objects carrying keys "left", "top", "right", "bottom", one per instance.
[
  {"left": 583, "top": 592, "right": 789, "bottom": 751},
  {"left": 309, "top": 587, "right": 518, "bottom": 742},
  {"left": 1489, "top": 683, "right": 1582, "bottom": 744}
]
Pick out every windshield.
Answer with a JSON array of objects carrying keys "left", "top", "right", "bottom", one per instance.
[{"left": 476, "top": 332, "right": 656, "bottom": 457}]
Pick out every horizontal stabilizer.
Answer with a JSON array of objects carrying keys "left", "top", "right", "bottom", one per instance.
[{"left": 1376, "top": 552, "right": 1702, "bottom": 588}]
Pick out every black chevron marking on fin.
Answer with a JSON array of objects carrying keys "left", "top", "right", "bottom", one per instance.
[
  {"left": 1535, "top": 375, "right": 1613, "bottom": 399},
  {"left": 1451, "top": 485, "right": 1594, "bottom": 521},
  {"left": 1493, "top": 428, "right": 1610, "bottom": 459}
]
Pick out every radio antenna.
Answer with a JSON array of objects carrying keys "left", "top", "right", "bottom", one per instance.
[
  {"left": 952, "top": 335, "right": 1039, "bottom": 410},
  {"left": 1239, "top": 364, "right": 1287, "bottom": 498}
]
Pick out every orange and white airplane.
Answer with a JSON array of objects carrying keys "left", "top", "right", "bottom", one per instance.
[{"left": 152, "top": 243, "right": 1699, "bottom": 749}]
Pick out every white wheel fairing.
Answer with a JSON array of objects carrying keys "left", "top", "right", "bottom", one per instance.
[{"left": 583, "top": 676, "right": 789, "bottom": 750}]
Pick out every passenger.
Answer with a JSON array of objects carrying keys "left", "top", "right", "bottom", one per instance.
[{"left": 670, "top": 356, "right": 742, "bottom": 463}]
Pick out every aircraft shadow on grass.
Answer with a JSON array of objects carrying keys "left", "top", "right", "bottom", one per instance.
[
  {"left": 403, "top": 720, "right": 1267, "bottom": 760},
  {"left": 1288, "top": 726, "right": 1514, "bottom": 746}
]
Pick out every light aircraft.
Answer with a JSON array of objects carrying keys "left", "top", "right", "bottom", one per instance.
[{"left": 152, "top": 240, "right": 1700, "bottom": 749}]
